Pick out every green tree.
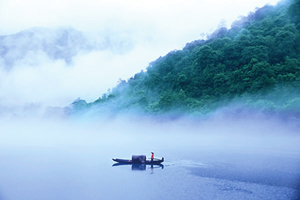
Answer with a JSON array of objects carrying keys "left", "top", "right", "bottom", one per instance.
[{"left": 194, "top": 45, "right": 217, "bottom": 70}]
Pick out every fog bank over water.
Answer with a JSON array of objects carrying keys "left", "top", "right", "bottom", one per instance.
[
  {"left": 1, "top": 113, "right": 299, "bottom": 151},
  {"left": 1, "top": 112, "right": 299, "bottom": 199}
]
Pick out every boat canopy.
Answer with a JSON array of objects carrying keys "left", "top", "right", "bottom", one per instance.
[{"left": 132, "top": 155, "right": 146, "bottom": 163}]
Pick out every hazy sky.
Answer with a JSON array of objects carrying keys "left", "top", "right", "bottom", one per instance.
[
  {"left": 0, "top": 0, "right": 281, "bottom": 36},
  {"left": 0, "top": 0, "right": 282, "bottom": 110}
]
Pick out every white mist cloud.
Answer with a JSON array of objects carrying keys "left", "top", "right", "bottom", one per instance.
[{"left": 0, "top": 38, "right": 169, "bottom": 108}]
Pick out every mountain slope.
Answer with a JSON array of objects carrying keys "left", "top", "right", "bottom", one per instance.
[{"left": 70, "top": 0, "right": 300, "bottom": 119}]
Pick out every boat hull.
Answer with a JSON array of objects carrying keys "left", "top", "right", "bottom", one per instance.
[{"left": 112, "top": 157, "right": 164, "bottom": 165}]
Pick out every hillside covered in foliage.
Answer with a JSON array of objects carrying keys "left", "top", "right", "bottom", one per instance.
[{"left": 69, "top": 0, "right": 300, "bottom": 119}]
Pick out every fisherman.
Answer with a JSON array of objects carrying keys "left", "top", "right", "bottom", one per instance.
[{"left": 151, "top": 152, "right": 154, "bottom": 162}]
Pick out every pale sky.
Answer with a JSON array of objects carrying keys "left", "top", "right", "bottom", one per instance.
[
  {"left": 0, "top": 0, "right": 281, "bottom": 36},
  {"left": 0, "top": 0, "right": 282, "bottom": 110}
]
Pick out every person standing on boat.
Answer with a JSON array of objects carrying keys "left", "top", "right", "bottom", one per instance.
[{"left": 151, "top": 152, "right": 154, "bottom": 162}]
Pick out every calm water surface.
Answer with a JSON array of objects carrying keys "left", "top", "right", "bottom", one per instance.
[{"left": 0, "top": 118, "right": 299, "bottom": 200}]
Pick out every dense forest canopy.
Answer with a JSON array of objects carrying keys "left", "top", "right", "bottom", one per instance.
[{"left": 69, "top": 0, "right": 300, "bottom": 119}]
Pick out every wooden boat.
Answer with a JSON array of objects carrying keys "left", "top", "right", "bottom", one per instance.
[{"left": 112, "top": 155, "right": 164, "bottom": 165}]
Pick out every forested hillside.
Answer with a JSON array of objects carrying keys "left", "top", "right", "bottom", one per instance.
[{"left": 70, "top": 0, "right": 300, "bottom": 119}]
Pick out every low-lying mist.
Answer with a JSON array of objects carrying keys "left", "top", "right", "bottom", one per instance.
[
  {"left": 1, "top": 112, "right": 299, "bottom": 153},
  {"left": 1, "top": 111, "right": 299, "bottom": 199}
]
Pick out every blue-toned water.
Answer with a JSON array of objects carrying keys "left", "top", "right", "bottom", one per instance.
[{"left": 0, "top": 118, "right": 299, "bottom": 200}]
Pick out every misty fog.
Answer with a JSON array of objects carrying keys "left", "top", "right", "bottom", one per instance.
[
  {"left": 1, "top": 115, "right": 299, "bottom": 155},
  {"left": 0, "top": 115, "right": 299, "bottom": 199},
  {"left": 0, "top": 27, "right": 173, "bottom": 120}
]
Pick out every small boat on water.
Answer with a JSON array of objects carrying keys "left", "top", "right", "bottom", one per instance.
[{"left": 112, "top": 155, "right": 164, "bottom": 165}]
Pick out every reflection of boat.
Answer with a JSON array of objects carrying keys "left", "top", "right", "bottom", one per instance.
[
  {"left": 112, "top": 163, "right": 164, "bottom": 169},
  {"left": 112, "top": 155, "right": 164, "bottom": 165},
  {"left": 112, "top": 163, "right": 164, "bottom": 170}
]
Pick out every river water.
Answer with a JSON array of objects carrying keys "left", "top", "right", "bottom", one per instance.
[{"left": 0, "top": 117, "right": 299, "bottom": 200}]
